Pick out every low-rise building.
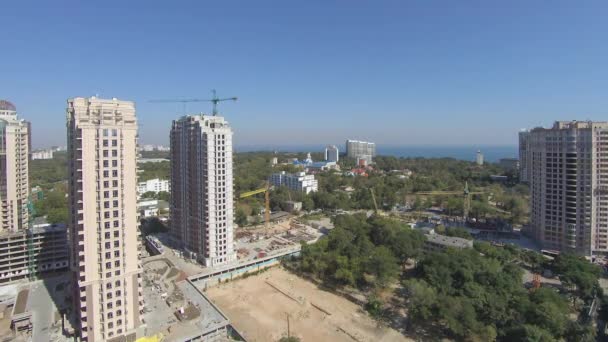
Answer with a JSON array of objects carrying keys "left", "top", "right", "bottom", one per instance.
[
  {"left": 137, "top": 178, "right": 170, "bottom": 195},
  {"left": 284, "top": 201, "right": 302, "bottom": 213},
  {"left": 31, "top": 149, "right": 54, "bottom": 160},
  {"left": 423, "top": 234, "right": 474, "bottom": 252},
  {"left": 270, "top": 171, "right": 318, "bottom": 194}
]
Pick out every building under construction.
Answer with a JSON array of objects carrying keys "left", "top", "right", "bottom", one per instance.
[{"left": 0, "top": 223, "right": 68, "bottom": 284}]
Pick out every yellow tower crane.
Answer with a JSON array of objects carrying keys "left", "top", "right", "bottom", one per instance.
[
  {"left": 415, "top": 182, "right": 486, "bottom": 219},
  {"left": 239, "top": 183, "right": 271, "bottom": 229}
]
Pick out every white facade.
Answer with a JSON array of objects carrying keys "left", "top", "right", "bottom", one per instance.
[
  {"left": 346, "top": 139, "right": 375, "bottom": 163},
  {"left": 137, "top": 178, "right": 170, "bottom": 195},
  {"left": 138, "top": 144, "right": 170, "bottom": 152},
  {"left": 32, "top": 149, "right": 54, "bottom": 160},
  {"left": 270, "top": 171, "right": 318, "bottom": 194},
  {"left": 476, "top": 150, "right": 484, "bottom": 165},
  {"left": 171, "top": 115, "right": 236, "bottom": 267},
  {"left": 0, "top": 100, "right": 30, "bottom": 233},
  {"left": 528, "top": 121, "right": 608, "bottom": 256},
  {"left": 325, "top": 145, "right": 339, "bottom": 162},
  {"left": 67, "top": 96, "right": 144, "bottom": 341}
]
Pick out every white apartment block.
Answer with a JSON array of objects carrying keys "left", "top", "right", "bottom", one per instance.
[
  {"left": 270, "top": 171, "right": 318, "bottom": 194},
  {"left": 325, "top": 145, "right": 339, "bottom": 162},
  {"left": 528, "top": 121, "right": 608, "bottom": 256},
  {"left": 67, "top": 97, "right": 144, "bottom": 341},
  {"left": 137, "top": 178, "right": 170, "bottom": 196},
  {"left": 32, "top": 149, "right": 54, "bottom": 160},
  {"left": 519, "top": 130, "right": 531, "bottom": 183},
  {"left": 346, "top": 139, "right": 375, "bottom": 163},
  {"left": 0, "top": 100, "right": 30, "bottom": 233},
  {"left": 138, "top": 144, "right": 170, "bottom": 152},
  {"left": 170, "top": 115, "right": 236, "bottom": 267}
]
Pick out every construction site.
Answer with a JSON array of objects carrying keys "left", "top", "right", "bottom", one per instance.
[
  {"left": 206, "top": 266, "right": 412, "bottom": 342},
  {"left": 140, "top": 258, "right": 235, "bottom": 341},
  {"left": 0, "top": 222, "right": 69, "bottom": 284}
]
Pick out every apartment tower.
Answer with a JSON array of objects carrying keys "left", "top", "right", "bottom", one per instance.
[
  {"left": 519, "top": 130, "right": 531, "bottom": 183},
  {"left": 0, "top": 100, "right": 30, "bottom": 233},
  {"left": 67, "top": 97, "right": 144, "bottom": 341},
  {"left": 346, "top": 139, "right": 376, "bottom": 164},
  {"left": 170, "top": 115, "right": 236, "bottom": 267},
  {"left": 325, "top": 145, "right": 339, "bottom": 162},
  {"left": 528, "top": 121, "right": 608, "bottom": 256}
]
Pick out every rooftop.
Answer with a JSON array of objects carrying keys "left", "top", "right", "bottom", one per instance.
[
  {"left": 425, "top": 234, "right": 473, "bottom": 249},
  {"left": 0, "top": 100, "right": 16, "bottom": 112}
]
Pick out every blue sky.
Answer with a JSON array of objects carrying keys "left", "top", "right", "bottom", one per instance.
[{"left": 2, "top": 1, "right": 608, "bottom": 148}]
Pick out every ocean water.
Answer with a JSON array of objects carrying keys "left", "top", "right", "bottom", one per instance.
[{"left": 235, "top": 145, "right": 518, "bottom": 163}]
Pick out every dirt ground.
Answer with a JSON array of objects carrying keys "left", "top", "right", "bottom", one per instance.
[{"left": 206, "top": 267, "right": 412, "bottom": 342}]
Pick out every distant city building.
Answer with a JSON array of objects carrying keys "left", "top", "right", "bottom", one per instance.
[
  {"left": 346, "top": 139, "right": 375, "bottom": 164},
  {"left": 0, "top": 100, "right": 30, "bottom": 233},
  {"left": 138, "top": 144, "right": 170, "bottom": 152},
  {"left": 325, "top": 145, "right": 339, "bottom": 162},
  {"left": 519, "top": 130, "right": 531, "bottom": 183},
  {"left": 139, "top": 158, "right": 170, "bottom": 163},
  {"left": 306, "top": 161, "right": 338, "bottom": 172},
  {"left": 137, "top": 178, "right": 170, "bottom": 196},
  {"left": 475, "top": 150, "right": 484, "bottom": 165},
  {"left": 51, "top": 145, "right": 67, "bottom": 152},
  {"left": 171, "top": 115, "right": 236, "bottom": 267},
  {"left": 292, "top": 153, "right": 338, "bottom": 172},
  {"left": 271, "top": 157, "right": 278, "bottom": 165},
  {"left": 270, "top": 171, "right": 318, "bottom": 194},
  {"left": 498, "top": 158, "right": 519, "bottom": 170},
  {"left": 67, "top": 96, "right": 144, "bottom": 341},
  {"left": 138, "top": 199, "right": 161, "bottom": 218},
  {"left": 31, "top": 149, "right": 54, "bottom": 160},
  {"left": 528, "top": 121, "right": 608, "bottom": 256}
]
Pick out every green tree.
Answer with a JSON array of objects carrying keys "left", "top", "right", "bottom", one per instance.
[
  {"left": 502, "top": 324, "right": 555, "bottom": 342},
  {"left": 366, "top": 246, "right": 399, "bottom": 287},
  {"left": 235, "top": 208, "right": 248, "bottom": 227}
]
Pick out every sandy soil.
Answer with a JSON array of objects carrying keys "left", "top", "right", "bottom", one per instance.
[{"left": 206, "top": 267, "right": 412, "bottom": 342}]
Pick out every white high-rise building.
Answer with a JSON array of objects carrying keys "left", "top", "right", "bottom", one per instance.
[
  {"left": 0, "top": 100, "right": 30, "bottom": 233},
  {"left": 346, "top": 139, "right": 375, "bottom": 164},
  {"left": 528, "top": 121, "right": 608, "bottom": 256},
  {"left": 170, "top": 115, "right": 236, "bottom": 267},
  {"left": 325, "top": 145, "right": 339, "bottom": 162},
  {"left": 476, "top": 150, "right": 484, "bottom": 166},
  {"left": 67, "top": 97, "right": 144, "bottom": 341}
]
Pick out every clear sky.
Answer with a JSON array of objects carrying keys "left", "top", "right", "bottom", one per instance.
[{"left": 2, "top": 1, "right": 608, "bottom": 149}]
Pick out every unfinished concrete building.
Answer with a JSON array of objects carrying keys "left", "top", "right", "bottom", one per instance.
[
  {"left": 170, "top": 115, "right": 236, "bottom": 267},
  {"left": 0, "top": 223, "right": 68, "bottom": 284},
  {"left": 529, "top": 121, "right": 608, "bottom": 255}
]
